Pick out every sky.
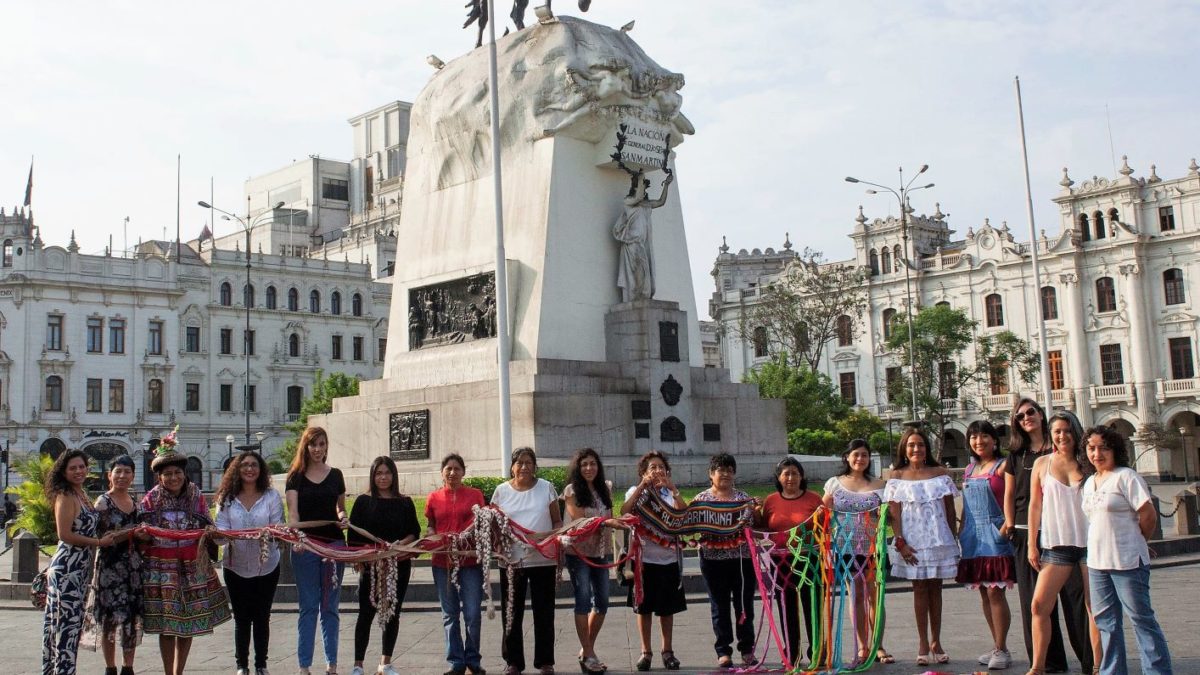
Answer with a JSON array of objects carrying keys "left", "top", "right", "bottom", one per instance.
[{"left": 3, "top": 1, "right": 1198, "bottom": 319}]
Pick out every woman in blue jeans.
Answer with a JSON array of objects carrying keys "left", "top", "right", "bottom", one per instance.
[
  {"left": 285, "top": 426, "right": 348, "bottom": 675},
  {"left": 426, "top": 454, "right": 487, "bottom": 675},
  {"left": 1082, "top": 426, "right": 1173, "bottom": 675},
  {"left": 563, "top": 448, "right": 624, "bottom": 674}
]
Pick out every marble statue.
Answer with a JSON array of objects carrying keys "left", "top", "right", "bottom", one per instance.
[
  {"left": 464, "top": 0, "right": 595, "bottom": 48},
  {"left": 612, "top": 124, "right": 673, "bottom": 302}
]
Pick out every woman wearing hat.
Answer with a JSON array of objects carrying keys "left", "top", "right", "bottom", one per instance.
[{"left": 139, "top": 433, "right": 231, "bottom": 675}]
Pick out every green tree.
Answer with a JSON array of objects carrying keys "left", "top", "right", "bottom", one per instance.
[
  {"left": 833, "top": 407, "right": 885, "bottom": 446},
  {"left": 885, "top": 304, "right": 1040, "bottom": 458},
  {"left": 5, "top": 454, "right": 57, "bottom": 543},
  {"left": 745, "top": 355, "right": 849, "bottom": 432},
  {"left": 787, "top": 428, "right": 840, "bottom": 455},
  {"left": 276, "top": 371, "right": 361, "bottom": 466}
]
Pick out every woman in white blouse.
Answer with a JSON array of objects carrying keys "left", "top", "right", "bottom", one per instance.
[
  {"left": 1082, "top": 426, "right": 1173, "bottom": 675},
  {"left": 214, "top": 451, "right": 285, "bottom": 675}
]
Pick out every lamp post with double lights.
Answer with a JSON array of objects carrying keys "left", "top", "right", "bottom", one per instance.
[
  {"left": 199, "top": 199, "right": 285, "bottom": 447},
  {"left": 845, "top": 166, "right": 935, "bottom": 423}
]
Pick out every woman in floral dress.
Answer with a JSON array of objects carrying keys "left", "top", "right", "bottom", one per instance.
[{"left": 84, "top": 455, "right": 144, "bottom": 675}]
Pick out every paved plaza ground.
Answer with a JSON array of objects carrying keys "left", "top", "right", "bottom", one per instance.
[{"left": 4, "top": 562, "right": 1199, "bottom": 674}]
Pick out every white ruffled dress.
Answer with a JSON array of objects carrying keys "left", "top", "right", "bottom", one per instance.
[{"left": 883, "top": 474, "right": 961, "bottom": 580}]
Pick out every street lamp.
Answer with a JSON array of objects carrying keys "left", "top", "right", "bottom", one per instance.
[
  {"left": 199, "top": 199, "right": 285, "bottom": 446},
  {"left": 845, "top": 166, "right": 935, "bottom": 423},
  {"left": 225, "top": 434, "right": 235, "bottom": 460}
]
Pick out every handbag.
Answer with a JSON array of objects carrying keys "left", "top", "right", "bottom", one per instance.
[{"left": 30, "top": 568, "right": 48, "bottom": 609}]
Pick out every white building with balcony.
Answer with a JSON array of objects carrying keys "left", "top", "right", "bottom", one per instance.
[{"left": 710, "top": 158, "right": 1200, "bottom": 479}]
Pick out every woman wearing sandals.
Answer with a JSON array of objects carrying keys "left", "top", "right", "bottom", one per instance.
[
  {"left": 694, "top": 452, "right": 758, "bottom": 670},
  {"left": 562, "top": 449, "right": 625, "bottom": 674},
  {"left": 621, "top": 451, "right": 686, "bottom": 672},
  {"left": 885, "top": 426, "right": 959, "bottom": 667},
  {"left": 956, "top": 421, "right": 1015, "bottom": 670},
  {"left": 822, "top": 439, "right": 893, "bottom": 666},
  {"left": 1025, "top": 410, "right": 1101, "bottom": 675}
]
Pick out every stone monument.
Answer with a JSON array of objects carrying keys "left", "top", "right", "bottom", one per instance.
[{"left": 316, "top": 16, "right": 785, "bottom": 491}]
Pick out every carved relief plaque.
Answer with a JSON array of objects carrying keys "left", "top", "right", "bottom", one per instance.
[
  {"left": 389, "top": 410, "right": 431, "bottom": 461},
  {"left": 631, "top": 400, "right": 651, "bottom": 420},
  {"left": 659, "top": 321, "right": 680, "bottom": 362},
  {"left": 703, "top": 424, "right": 721, "bottom": 442},
  {"left": 660, "top": 375, "right": 682, "bottom": 406},
  {"left": 660, "top": 416, "right": 686, "bottom": 443},
  {"left": 408, "top": 272, "right": 497, "bottom": 350}
]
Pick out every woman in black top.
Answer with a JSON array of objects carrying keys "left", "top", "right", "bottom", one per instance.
[
  {"left": 348, "top": 456, "right": 421, "bottom": 675},
  {"left": 285, "top": 426, "right": 349, "bottom": 675}
]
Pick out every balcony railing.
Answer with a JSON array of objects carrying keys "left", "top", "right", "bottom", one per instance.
[
  {"left": 980, "top": 392, "right": 1017, "bottom": 411},
  {"left": 1090, "top": 383, "right": 1135, "bottom": 406},
  {"left": 1156, "top": 377, "right": 1200, "bottom": 402},
  {"left": 1035, "top": 388, "right": 1074, "bottom": 408}
]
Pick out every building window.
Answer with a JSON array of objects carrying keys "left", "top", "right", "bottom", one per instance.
[
  {"left": 287, "top": 385, "right": 303, "bottom": 417},
  {"left": 147, "top": 379, "right": 163, "bottom": 413},
  {"left": 1, "top": 239, "right": 12, "bottom": 267},
  {"left": 989, "top": 359, "right": 1009, "bottom": 395},
  {"left": 185, "top": 383, "right": 200, "bottom": 412},
  {"left": 378, "top": 337, "right": 387, "bottom": 362},
  {"left": 289, "top": 333, "right": 300, "bottom": 357},
  {"left": 893, "top": 244, "right": 903, "bottom": 270},
  {"left": 149, "top": 320, "right": 164, "bottom": 355},
  {"left": 219, "top": 384, "right": 233, "bottom": 412},
  {"left": 265, "top": 285, "right": 277, "bottom": 310},
  {"left": 752, "top": 327, "right": 768, "bottom": 358},
  {"left": 87, "top": 317, "right": 103, "bottom": 353},
  {"left": 885, "top": 366, "right": 902, "bottom": 402},
  {"left": 882, "top": 308, "right": 897, "bottom": 340},
  {"left": 985, "top": 293, "right": 1004, "bottom": 327},
  {"left": 322, "top": 178, "right": 349, "bottom": 201},
  {"left": 352, "top": 293, "right": 363, "bottom": 317},
  {"left": 219, "top": 282, "right": 232, "bottom": 306},
  {"left": 1169, "top": 337, "right": 1195, "bottom": 380},
  {"left": 243, "top": 283, "right": 255, "bottom": 308},
  {"left": 288, "top": 287, "right": 299, "bottom": 311},
  {"left": 47, "top": 315, "right": 63, "bottom": 351},
  {"left": 244, "top": 385, "right": 256, "bottom": 413},
  {"left": 108, "top": 379, "right": 124, "bottom": 413},
  {"left": 1093, "top": 211, "right": 1106, "bottom": 240},
  {"left": 1079, "top": 213, "right": 1091, "bottom": 241},
  {"left": 353, "top": 336, "right": 364, "bottom": 361},
  {"left": 331, "top": 291, "right": 342, "bottom": 315},
  {"left": 185, "top": 325, "right": 200, "bottom": 353},
  {"left": 1164, "top": 268, "right": 1185, "bottom": 305},
  {"left": 836, "top": 315, "right": 853, "bottom": 347},
  {"left": 331, "top": 335, "right": 343, "bottom": 360},
  {"left": 1159, "top": 206, "right": 1176, "bottom": 232},
  {"left": 868, "top": 250, "right": 879, "bottom": 276},
  {"left": 309, "top": 290, "right": 321, "bottom": 313},
  {"left": 44, "top": 376, "right": 63, "bottom": 412},
  {"left": 1096, "top": 277, "right": 1117, "bottom": 313},
  {"left": 243, "top": 330, "right": 255, "bottom": 356},
  {"left": 1041, "top": 286, "right": 1058, "bottom": 321},
  {"left": 219, "top": 329, "right": 233, "bottom": 355},
  {"left": 1108, "top": 208, "right": 1120, "bottom": 225},
  {"left": 86, "top": 379, "right": 102, "bottom": 413},
  {"left": 880, "top": 247, "right": 891, "bottom": 274},
  {"left": 1048, "top": 350, "right": 1065, "bottom": 390},
  {"left": 938, "top": 361, "right": 958, "bottom": 399},
  {"left": 838, "top": 372, "right": 856, "bottom": 405},
  {"left": 1100, "top": 344, "right": 1124, "bottom": 385},
  {"left": 109, "top": 319, "right": 125, "bottom": 354}
]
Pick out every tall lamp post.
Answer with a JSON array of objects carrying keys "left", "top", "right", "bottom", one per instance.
[
  {"left": 845, "top": 166, "right": 935, "bottom": 423},
  {"left": 199, "top": 199, "right": 285, "bottom": 446}
]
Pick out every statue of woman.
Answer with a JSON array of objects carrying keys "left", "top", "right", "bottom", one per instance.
[{"left": 612, "top": 127, "right": 673, "bottom": 303}]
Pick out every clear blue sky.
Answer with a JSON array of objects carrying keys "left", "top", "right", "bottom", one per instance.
[{"left": 3, "top": 1, "right": 1197, "bottom": 318}]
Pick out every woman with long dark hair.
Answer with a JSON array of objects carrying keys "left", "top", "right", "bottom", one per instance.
[
  {"left": 43, "top": 449, "right": 114, "bottom": 675},
  {"left": 83, "top": 455, "right": 143, "bottom": 675},
  {"left": 1026, "top": 410, "right": 1101, "bottom": 674},
  {"left": 347, "top": 456, "right": 421, "bottom": 675},
  {"left": 285, "top": 426, "right": 349, "bottom": 675},
  {"left": 214, "top": 451, "right": 284, "bottom": 675},
  {"left": 563, "top": 448, "right": 623, "bottom": 673},
  {"left": 1005, "top": 398, "right": 1092, "bottom": 673},
  {"left": 885, "top": 427, "right": 958, "bottom": 666}
]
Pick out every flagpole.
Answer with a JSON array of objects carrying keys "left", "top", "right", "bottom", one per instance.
[
  {"left": 176, "top": 154, "right": 182, "bottom": 261},
  {"left": 1015, "top": 76, "right": 1053, "bottom": 414},
  {"left": 486, "top": 1, "right": 514, "bottom": 475}
]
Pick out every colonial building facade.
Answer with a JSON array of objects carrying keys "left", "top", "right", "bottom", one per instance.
[{"left": 710, "top": 158, "right": 1200, "bottom": 479}]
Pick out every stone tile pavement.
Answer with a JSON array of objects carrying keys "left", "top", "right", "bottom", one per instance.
[{"left": 5, "top": 563, "right": 1198, "bottom": 674}]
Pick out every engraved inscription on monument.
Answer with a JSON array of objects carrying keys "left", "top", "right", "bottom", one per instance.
[
  {"left": 658, "top": 321, "right": 679, "bottom": 362},
  {"left": 408, "top": 272, "right": 497, "bottom": 350},
  {"left": 389, "top": 410, "right": 431, "bottom": 461}
]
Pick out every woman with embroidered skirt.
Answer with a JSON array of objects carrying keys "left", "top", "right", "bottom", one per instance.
[
  {"left": 620, "top": 451, "right": 687, "bottom": 672},
  {"left": 1081, "top": 425, "right": 1172, "bottom": 675},
  {"left": 348, "top": 456, "right": 421, "bottom": 675},
  {"left": 490, "top": 447, "right": 562, "bottom": 675},
  {"left": 426, "top": 453, "right": 487, "bottom": 675},
  {"left": 82, "top": 455, "right": 143, "bottom": 675},
  {"left": 140, "top": 445, "right": 231, "bottom": 675},
  {"left": 822, "top": 439, "right": 893, "bottom": 666},
  {"left": 43, "top": 450, "right": 115, "bottom": 675},
  {"left": 694, "top": 452, "right": 758, "bottom": 671},
  {"left": 759, "top": 457, "right": 822, "bottom": 670},
  {"left": 956, "top": 421, "right": 1016, "bottom": 670},
  {"left": 285, "top": 426, "right": 349, "bottom": 675},
  {"left": 1026, "top": 410, "right": 1101, "bottom": 675},
  {"left": 885, "top": 427, "right": 959, "bottom": 667},
  {"left": 214, "top": 450, "right": 284, "bottom": 675},
  {"left": 563, "top": 449, "right": 624, "bottom": 674}
]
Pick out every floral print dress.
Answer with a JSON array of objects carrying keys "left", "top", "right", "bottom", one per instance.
[
  {"left": 83, "top": 493, "right": 144, "bottom": 650},
  {"left": 42, "top": 494, "right": 98, "bottom": 675}
]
